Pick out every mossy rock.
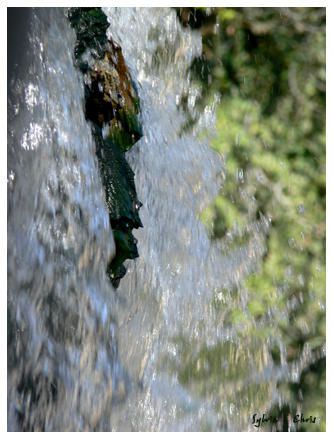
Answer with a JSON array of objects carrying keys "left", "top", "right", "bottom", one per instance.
[
  {"left": 68, "top": 7, "right": 109, "bottom": 59},
  {"left": 94, "top": 129, "right": 142, "bottom": 229},
  {"left": 68, "top": 7, "right": 143, "bottom": 287},
  {"left": 69, "top": 8, "right": 142, "bottom": 147}
]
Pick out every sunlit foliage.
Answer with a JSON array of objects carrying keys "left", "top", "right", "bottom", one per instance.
[{"left": 177, "top": 7, "right": 325, "bottom": 431}]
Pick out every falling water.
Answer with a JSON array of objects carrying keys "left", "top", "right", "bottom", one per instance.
[
  {"left": 8, "top": 8, "right": 123, "bottom": 431},
  {"left": 7, "top": 7, "right": 319, "bottom": 432},
  {"left": 103, "top": 7, "right": 271, "bottom": 431}
]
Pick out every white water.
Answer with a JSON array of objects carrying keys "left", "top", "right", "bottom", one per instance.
[
  {"left": 7, "top": 7, "right": 315, "bottom": 432},
  {"left": 8, "top": 9, "right": 120, "bottom": 431},
  {"left": 104, "top": 8, "right": 270, "bottom": 431}
]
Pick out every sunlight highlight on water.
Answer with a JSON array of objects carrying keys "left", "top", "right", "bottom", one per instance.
[{"left": 7, "top": 7, "right": 318, "bottom": 432}]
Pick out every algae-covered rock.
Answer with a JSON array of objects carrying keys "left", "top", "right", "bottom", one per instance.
[
  {"left": 68, "top": 7, "right": 143, "bottom": 287},
  {"left": 68, "top": 7, "right": 142, "bottom": 148},
  {"left": 94, "top": 129, "right": 142, "bottom": 228},
  {"left": 68, "top": 7, "right": 109, "bottom": 60}
]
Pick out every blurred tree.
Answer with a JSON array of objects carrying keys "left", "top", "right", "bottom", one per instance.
[{"left": 177, "top": 7, "right": 325, "bottom": 431}]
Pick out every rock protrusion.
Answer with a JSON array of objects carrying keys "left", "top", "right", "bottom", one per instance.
[{"left": 68, "top": 7, "right": 143, "bottom": 287}]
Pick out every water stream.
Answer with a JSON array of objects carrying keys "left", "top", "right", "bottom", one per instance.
[
  {"left": 7, "top": 7, "right": 319, "bottom": 432},
  {"left": 104, "top": 7, "right": 270, "bottom": 431}
]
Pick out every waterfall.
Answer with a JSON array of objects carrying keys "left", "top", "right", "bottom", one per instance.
[
  {"left": 102, "top": 8, "right": 269, "bottom": 431},
  {"left": 8, "top": 8, "right": 123, "bottom": 431},
  {"left": 7, "top": 7, "right": 318, "bottom": 432}
]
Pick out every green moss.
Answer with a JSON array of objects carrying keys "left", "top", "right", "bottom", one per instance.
[{"left": 109, "top": 109, "right": 143, "bottom": 152}]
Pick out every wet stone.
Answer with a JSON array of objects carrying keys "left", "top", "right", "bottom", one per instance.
[{"left": 68, "top": 7, "right": 143, "bottom": 287}]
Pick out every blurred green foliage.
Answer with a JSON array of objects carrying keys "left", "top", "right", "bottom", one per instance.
[{"left": 176, "top": 7, "right": 325, "bottom": 431}]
